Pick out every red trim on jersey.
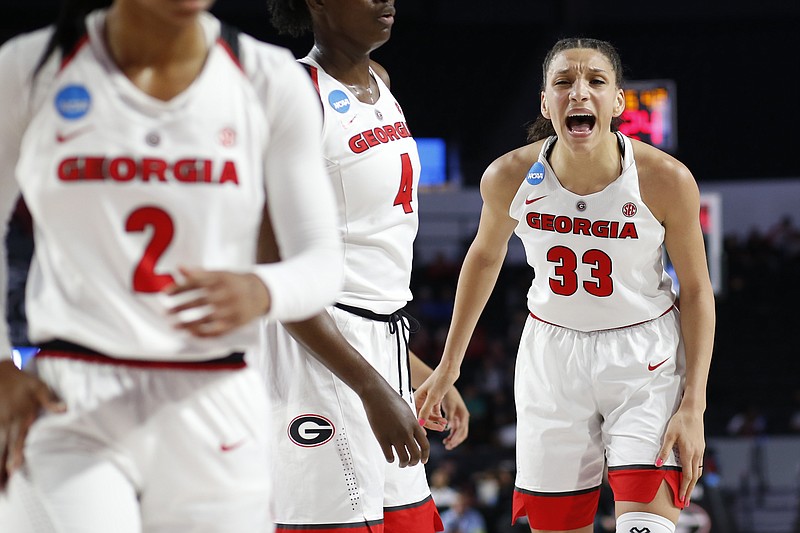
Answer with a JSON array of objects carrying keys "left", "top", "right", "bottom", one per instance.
[
  {"left": 276, "top": 523, "right": 383, "bottom": 533},
  {"left": 529, "top": 305, "right": 674, "bottom": 331},
  {"left": 306, "top": 65, "right": 321, "bottom": 95},
  {"left": 216, "top": 37, "right": 243, "bottom": 72},
  {"left": 608, "top": 466, "right": 686, "bottom": 509},
  {"left": 59, "top": 35, "right": 89, "bottom": 71},
  {"left": 512, "top": 486, "right": 599, "bottom": 531},
  {"left": 384, "top": 495, "right": 443, "bottom": 533},
  {"left": 36, "top": 349, "right": 247, "bottom": 371}
]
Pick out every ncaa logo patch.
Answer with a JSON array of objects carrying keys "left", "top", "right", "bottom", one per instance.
[
  {"left": 526, "top": 162, "right": 545, "bottom": 185},
  {"left": 55, "top": 85, "right": 91, "bottom": 120},
  {"left": 288, "top": 414, "right": 335, "bottom": 447},
  {"left": 328, "top": 90, "right": 351, "bottom": 114}
]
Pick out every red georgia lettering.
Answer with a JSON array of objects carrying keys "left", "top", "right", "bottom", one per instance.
[
  {"left": 347, "top": 121, "right": 412, "bottom": 154},
  {"left": 526, "top": 212, "right": 638, "bottom": 239},
  {"left": 57, "top": 157, "right": 239, "bottom": 185}
]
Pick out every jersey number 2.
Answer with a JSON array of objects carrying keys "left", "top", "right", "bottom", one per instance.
[
  {"left": 547, "top": 246, "right": 613, "bottom": 297},
  {"left": 125, "top": 206, "right": 176, "bottom": 293},
  {"left": 393, "top": 153, "right": 414, "bottom": 214}
]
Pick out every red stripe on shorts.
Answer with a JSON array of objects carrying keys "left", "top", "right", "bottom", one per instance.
[
  {"left": 384, "top": 495, "right": 443, "bottom": 533},
  {"left": 607, "top": 465, "right": 686, "bottom": 509},
  {"left": 512, "top": 486, "right": 599, "bottom": 531}
]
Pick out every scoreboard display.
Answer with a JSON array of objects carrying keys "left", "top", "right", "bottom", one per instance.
[{"left": 619, "top": 79, "right": 677, "bottom": 153}]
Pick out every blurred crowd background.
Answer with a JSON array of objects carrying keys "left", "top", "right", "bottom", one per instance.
[{"left": 3, "top": 1, "right": 800, "bottom": 532}]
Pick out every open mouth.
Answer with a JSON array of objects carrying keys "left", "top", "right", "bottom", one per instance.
[{"left": 566, "top": 114, "right": 596, "bottom": 134}]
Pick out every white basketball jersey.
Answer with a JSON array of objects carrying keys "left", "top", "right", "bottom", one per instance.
[
  {"left": 300, "top": 57, "right": 420, "bottom": 314},
  {"left": 0, "top": 12, "right": 327, "bottom": 360},
  {"left": 509, "top": 134, "right": 676, "bottom": 331}
]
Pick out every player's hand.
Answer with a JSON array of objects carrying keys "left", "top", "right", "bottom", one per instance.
[
  {"left": 360, "top": 380, "right": 429, "bottom": 468},
  {"left": 415, "top": 365, "right": 459, "bottom": 436},
  {"left": 440, "top": 386, "right": 469, "bottom": 450},
  {"left": 164, "top": 267, "right": 271, "bottom": 337},
  {"left": 656, "top": 404, "right": 705, "bottom": 505},
  {"left": 0, "top": 360, "right": 66, "bottom": 491}
]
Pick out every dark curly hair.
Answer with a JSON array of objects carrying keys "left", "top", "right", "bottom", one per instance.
[
  {"left": 527, "top": 37, "right": 625, "bottom": 143},
  {"left": 266, "top": 0, "right": 313, "bottom": 37}
]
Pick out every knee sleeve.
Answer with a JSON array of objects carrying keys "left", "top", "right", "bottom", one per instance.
[{"left": 616, "top": 511, "right": 675, "bottom": 533}]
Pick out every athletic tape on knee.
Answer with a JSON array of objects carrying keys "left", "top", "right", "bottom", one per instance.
[{"left": 616, "top": 511, "right": 675, "bottom": 533}]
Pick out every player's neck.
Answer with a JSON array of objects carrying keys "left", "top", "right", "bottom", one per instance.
[
  {"left": 309, "top": 43, "right": 372, "bottom": 88},
  {"left": 105, "top": 7, "right": 207, "bottom": 69},
  {"left": 548, "top": 135, "right": 622, "bottom": 195}
]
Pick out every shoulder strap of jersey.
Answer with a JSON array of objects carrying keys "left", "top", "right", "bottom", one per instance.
[
  {"left": 298, "top": 61, "right": 324, "bottom": 116},
  {"left": 298, "top": 62, "right": 322, "bottom": 96},
  {"left": 219, "top": 23, "right": 241, "bottom": 62}
]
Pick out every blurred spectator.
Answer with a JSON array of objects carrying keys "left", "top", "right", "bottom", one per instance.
[
  {"left": 726, "top": 404, "right": 767, "bottom": 436},
  {"left": 440, "top": 490, "right": 487, "bottom": 533},
  {"left": 430, "top": 465, "right": 460, "bottom": 511}
]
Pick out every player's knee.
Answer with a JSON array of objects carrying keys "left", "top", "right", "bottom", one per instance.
[{"left": 616, "top": 511, "right": 675, "bottom": 533}]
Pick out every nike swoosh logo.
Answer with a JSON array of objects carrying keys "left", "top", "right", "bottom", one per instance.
[
  {"left": 220, "top": 440, "right": 245, "bottom": 452},
  {"left": 56, "top": 125, "right": 93, "bottom": 143},
  {"left": 525, "top": 195, "right": 548, "bottom": 205},
  {"left": 648, "top": 357, "right": 670, "bottom": 371}
]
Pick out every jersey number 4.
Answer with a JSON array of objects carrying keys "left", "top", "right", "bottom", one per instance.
[
  {"left": 126, "top": 206, "right": 176, "bottom": 293},
  {"left": 393, "top": 153, "right": 414, "bottom": 214},
  {"left": 547, "top": 246, "right": 613, "bottom": 297}
]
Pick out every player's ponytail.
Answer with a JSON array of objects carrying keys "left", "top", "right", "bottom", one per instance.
[{"left": 34, "top": 0, "right": 112, "bottom": 77}]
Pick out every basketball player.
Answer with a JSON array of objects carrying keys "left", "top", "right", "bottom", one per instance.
[
  {"left": 416, "top": 38, "right": 715, "bottom": 533},
  {"left": 0, "top": 0, "right": 343, "bottom": 531},
  {"left": 256, "top": 0, "right": 468, "bottom": 532}
]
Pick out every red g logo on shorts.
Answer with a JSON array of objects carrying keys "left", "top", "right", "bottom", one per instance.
[{"left": 288, "top": 414, "right": 335, "bottom": 447}]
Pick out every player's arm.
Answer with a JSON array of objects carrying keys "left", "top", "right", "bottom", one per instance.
[
  {"left": 410, "top": 351, "right": 469, "bottom": 450},
  {"left": 168, "top": 52, "right": 343, "bottom": 336},
  {"left": 257, "top": 210, "right": 429, "bottom": 468},
  {"left": 641, "top": 146, "right": 715, "bottom": 504},
  {"left": 251, "top": 52, "right": 343, "bottom": 321},
  {"left": 0, "top": 36, "right": 67, "bottom": 492},
  {"left": 415, "top": 149, "right": 524, "bottom": 425}
]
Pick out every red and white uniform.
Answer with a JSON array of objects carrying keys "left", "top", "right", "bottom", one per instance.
[
  {"left": 510, "top": 133, "right": 676, "bottom": 331},
  {"left": 0, "top": 9, "right": 341, "bottom": 533},
  {"left": 258, "top": 58, "right": 441, "bottom": 533},
  {"left": 0, "top": 12, "right": 341, "bottom": 363},
  {"left": 508, "top": 134, "right": 686, "bottom": 531}
]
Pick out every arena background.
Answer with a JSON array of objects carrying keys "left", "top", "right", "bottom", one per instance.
[{"left": 2, "top": 2, "right": 799, "bottom": 532}]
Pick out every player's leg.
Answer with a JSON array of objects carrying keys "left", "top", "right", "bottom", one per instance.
[
  {"left": 259, "top": 315, "right": 387, "bottom": 531},
  {"left": 16, "top": 356, "right": 142, "bottom": 533},
  {"left": 139, "top": 366, "right": 273, "bottom": 533},
  {"left": 598, "top": 309, "right": 686, "bottom": 533},
  {"left": 614, "top": 481, "right": 679, "bottom": 533},
  {"left": 512, "top": 316, "right": 605, "bottom": 532}
]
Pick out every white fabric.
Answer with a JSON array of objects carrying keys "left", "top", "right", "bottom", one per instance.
[
  {"left": 0, "top": 10, "right": 341, "bottom": 361},
  {"left": 509, "top": 133, "right": 676, "bottom": 331},
  {"left": 10, "top": 356, "right": 273, "bottom": 533},
  {"left": 616, "top": 511, "right": 676, "bottom": 533},
  {"left": 259, "top": 306, "right": 430, "bottom": 526},
  {"left": 514, "top": 309, "right": 685, "bottom": 493},
  {"left": 299, "top": 57, "right": 420, "bottom": 315}
]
